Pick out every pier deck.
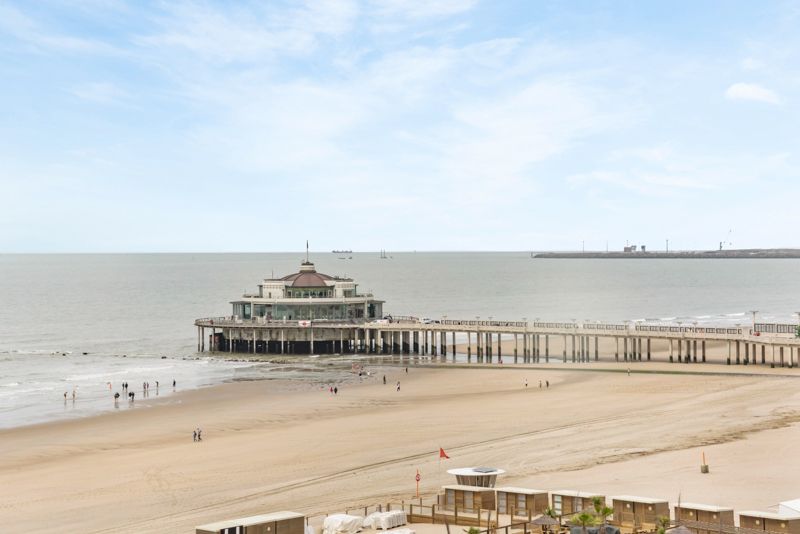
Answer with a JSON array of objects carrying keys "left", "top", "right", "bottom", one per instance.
[{"left": 194, "top": 316, "right": 800, "bottom": 367}]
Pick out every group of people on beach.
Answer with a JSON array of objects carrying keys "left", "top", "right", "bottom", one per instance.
[
  {"left": 64, "top": 379, "right": 178, "bottom": 406},
  {"left": 192, "top": 427, "right": 203, "bottom": 442}
]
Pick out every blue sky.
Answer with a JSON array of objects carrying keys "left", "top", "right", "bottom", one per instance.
[{"left": 1, "top": 0, "right": 799, "bottom": 252}]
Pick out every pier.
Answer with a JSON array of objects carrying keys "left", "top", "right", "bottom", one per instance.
[
  {"left": 193, "top": 316, "right": 800, "bottom": 367},
  {"left": 197, "top": 256, "right": 800, "bottom": 367}
]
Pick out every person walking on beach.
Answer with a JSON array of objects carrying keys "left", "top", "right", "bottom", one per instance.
[
  {"left": 193, "top": 430, "right": 197, "bottom": 442},
  {"left": 546, "top": 380, "right": 549, "bottom": 388},
  {"left": 539, "top": 380, "right": 542, "bottom": 388},
  {"left": 383, "top": 375, "right": 386, "bottom": 385},
  {"left": 627, "top": 367, "right": 630, "bottom": 376},
  {"left": 63, "top": 392, "right": 67, "bottom": 401},
  {"left": 72, "top": 389, "right": 76, "bottom": 401},
  {"left": 405, "top": 367, "right": 408, "bottom": 373},
  {"left": 524, "top": 378, "right": 528, "bottom": 388},
  {"left": 197, "top": 428, "right": 202, "bottom": 441},
  {"left": 396, "top": 381, "right": 400, "bottom": 392},
  {"left": 333, "top": 386, "right": 338, "bottom": 395}
]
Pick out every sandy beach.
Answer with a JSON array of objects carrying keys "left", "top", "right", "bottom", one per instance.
[{"left": 2, "top": 362, "right": 800, "bottom": 533}]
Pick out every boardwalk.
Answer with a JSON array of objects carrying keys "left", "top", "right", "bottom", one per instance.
[{"left": 194, "top": 316, "right": 800, "bottom": 367}]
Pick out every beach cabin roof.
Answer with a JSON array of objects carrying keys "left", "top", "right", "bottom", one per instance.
[
  {"left": 677, "top": 503, "right": 733, "bottom": 513},
  {"left": 740, "top": 511, "right": 800, "bottom": 521},
  {"left": 196, "top": 511, "right": 304, "bottom": 531},
  {"left": 780, "top": 500, "right": 800, "bottom": 515},
  {"left": 611, "top": 495, "right": 668, "bottom": 505},
  {"left": 552, "top": 490, "right": 604, "bottom": 498},
  {"left": 495, "top": 487, "right": 548, "bottom": 495}
]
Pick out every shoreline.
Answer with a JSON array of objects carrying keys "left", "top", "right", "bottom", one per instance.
[{"left": 4, "top": 357, "right": 800, "bottom": 433}]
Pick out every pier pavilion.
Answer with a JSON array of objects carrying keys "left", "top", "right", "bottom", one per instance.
[
  {"left": 230, "top": 260, "right": 383, "bottom": 322},
  {"left": 197, "top": 259, "right": 384, "bottom": 354}
]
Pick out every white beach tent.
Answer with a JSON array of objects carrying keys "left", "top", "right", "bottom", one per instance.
[
  {"left": 779, "top": 499, "right": 800, "bottom": 516},
  {"left": 323, "top": 514, "right": 364, "bottom": 534}
]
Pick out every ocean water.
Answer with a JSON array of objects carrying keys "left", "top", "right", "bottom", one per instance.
[{"left": 1, "top": 252, "right": 799, "bottom": 428}]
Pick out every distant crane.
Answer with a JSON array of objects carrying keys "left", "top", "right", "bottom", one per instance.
[{"left": 719, "top": 229, "right": 733, "bottom": 251}]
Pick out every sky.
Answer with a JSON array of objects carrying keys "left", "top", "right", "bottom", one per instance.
[{"left": 1, "top": 0, "right": 799, "bottom": 253}]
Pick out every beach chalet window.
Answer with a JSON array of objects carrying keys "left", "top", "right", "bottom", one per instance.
[
  {"left": 464, "top": 491, "right": 473, "bottom": 510},
  {"left": 446, "top": 489, "right": 455, "bottom": 507},
  {"left": 498, "top": 492, "right": 507, "bottom": 513},
  {"left": 517, "top": 493, "right": 526, "bottom": 512},
  {"left": 553, "top": 495, "right": 562, "bottom": 515}
]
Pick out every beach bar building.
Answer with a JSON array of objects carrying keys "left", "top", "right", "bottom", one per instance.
[
  {"left": 739, "top": 511, "right": 800, "bottom": 534},
  {"left": 611, "top": 496, "right": 669, "bottom": 531},
  {"left": 495, "top": 487, "right": 549, "bottom": 519},
  {"left": 674, "top": 503, "right": 734, "bottom": 534},
  {"left": 551, "top": 491, "right": 605, "bottom": 516},
  {"left": 195, "top": 511, "right": 305, "bottom": 534},
  {"left": 440, "top": 485, "right": 496, "bottom": 513}
]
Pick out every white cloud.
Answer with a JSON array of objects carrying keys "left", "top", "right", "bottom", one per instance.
[
  {"left": 71, "top": 82, "right": 129, "bottom": 104},
  {"left": 138, "top": 1, "right": 358, "bottom": 62},
  {"left": 370, "top": 0, "right": 477, "bottom": 19},
  {"left": 0, "top": 3, "right": 119, "bottom": 55},
  {"left": 570, "top": 147, "right": 797, "bottom": 197},
  {"left": 741, "top": 57, "right": 763, "bottom": 71},
  {"left": 724, "top": 82, "right": 781, "bottom": 104}
]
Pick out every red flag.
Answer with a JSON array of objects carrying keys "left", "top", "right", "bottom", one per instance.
[{"left": 439, "top": 447, "right": 450, "bottom": 459}]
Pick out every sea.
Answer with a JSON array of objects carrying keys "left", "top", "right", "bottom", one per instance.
[{"left": 2, "top": 252, "right": 799, "bottom": 428}]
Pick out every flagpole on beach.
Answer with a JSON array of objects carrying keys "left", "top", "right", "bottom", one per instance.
[{"left": 438, "top": 447, "right": 450, "bottom": 484}]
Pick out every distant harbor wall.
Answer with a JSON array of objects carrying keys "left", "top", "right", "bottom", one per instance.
[{"left": 533, "top": 248, "right": 800, "bottom": 259}]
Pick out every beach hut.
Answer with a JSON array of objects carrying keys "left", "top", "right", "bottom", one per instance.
[
  {"left": 674, "top": 503, "right": 734, "bottom": 534},
  {"left": 611, "top": 496, "right": 669, "bottom": 532},
  {"left": 440, "top": 484, "right": 496, "bottom": 513},
  {"left": 195, "top": 511, "right": 305, "bottom": 534},
  {"left": 551, "top": 491, "right": 606, "bottom": 516},
  {"left": 495, "top": 487, "right": 549, "bottom": 519},
  {"left": 738, "top": 511, "right": 800, "bottom": 534}
]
